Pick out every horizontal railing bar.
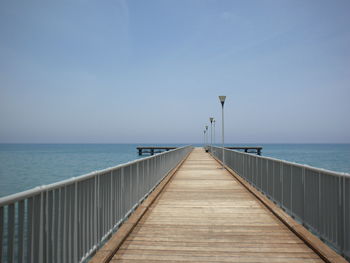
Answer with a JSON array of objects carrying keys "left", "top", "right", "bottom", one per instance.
[
  {"left": 210, "top": 145, "right": 349, "bottom": 261},
  {"left": 220, "top": 147, "right": 350, "bottom": 177},
  {"left": 0, "top": 146, "right": 190, "bottom": 207},
  {"left": 0, "top": 145, "right": 193, "bottom": 263}
]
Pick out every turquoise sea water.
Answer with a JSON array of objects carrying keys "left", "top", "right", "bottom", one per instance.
[{"left": 0, "top": 143, "right": 349, "bottom": 197}]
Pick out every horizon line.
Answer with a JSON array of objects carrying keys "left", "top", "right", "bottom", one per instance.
[{"left": 1, "top": 142, "right": 350, "bottom": 145}]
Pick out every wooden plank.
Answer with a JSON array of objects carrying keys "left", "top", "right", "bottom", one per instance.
[
  {"left": 112, "top": 260, "right": 322, "bottom": 263},
  {"left": 120, "top": 242, "right": 315, "bottom": 253},
  {"left": 126, "top": 236, "right": 304, "bottom": 244},
  {"left": 109, "top": 148, "right": 328, "bottom": 262},
  {"left": 211, "top": 152, "right": 348, "bottom": 263},
  {"left": 88, "top": 148, "right": 192, "bottom": 263},
  {"left": 113, "top": 251, "right": 324, "bottom": 262}
]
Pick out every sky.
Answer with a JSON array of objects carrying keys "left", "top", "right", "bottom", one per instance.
[{"left": 0, "top": 0, "right": 349, "bottom": 143}]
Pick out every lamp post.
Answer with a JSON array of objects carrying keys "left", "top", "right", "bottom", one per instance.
[
  {"left": 209, "top": 117, "right": 214, "bottom": 152},
  {"left": 219, "top": 96, "right": 226, "bottom": 168},
  {"left": 205, "top": 125, "right": 208, "bottom": 151},
  {"left": 203, "top": 130, "right": 206, "bottom": 148},
  {"left": 213, "top": 119, "right": 216, "bottom": 145},
  {"left": 213, "top": 119, "right": 216, "bottom": 155}
]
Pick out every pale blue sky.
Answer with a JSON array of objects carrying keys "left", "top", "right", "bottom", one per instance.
[{"left": 1, "top": 0, "right": 349, "bottom": 143}]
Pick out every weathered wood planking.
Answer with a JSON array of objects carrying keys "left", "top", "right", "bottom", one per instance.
[{"left": 110, "top": 148, "right": 325, "bottom": 262}]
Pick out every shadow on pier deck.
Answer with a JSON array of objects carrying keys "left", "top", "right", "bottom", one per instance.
[{"left": 91, "top": 148, "right": 346, "bottom": 263}]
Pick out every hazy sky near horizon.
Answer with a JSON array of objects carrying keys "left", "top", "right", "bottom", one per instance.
[{"left": 1, "top": 0, "right": 349, "bottom": 143}]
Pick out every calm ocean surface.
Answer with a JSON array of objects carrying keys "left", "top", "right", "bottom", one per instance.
[{"left": 0, "top": 143, "right": 349, "bottom": 197}]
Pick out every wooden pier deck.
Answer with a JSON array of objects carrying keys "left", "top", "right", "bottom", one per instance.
[{"left": 94, "top": 148, "right": 329, "bottom": 262}]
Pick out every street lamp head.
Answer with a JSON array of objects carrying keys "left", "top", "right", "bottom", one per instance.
[
  {"left": 205, "top": 125, "right": 208, "bottom": 130},
  {"left": 210, "top": 117, "right": 214, "bottom": 123},
  {"left": 219, "top": 96, "right": 226, "bottom": 107}
]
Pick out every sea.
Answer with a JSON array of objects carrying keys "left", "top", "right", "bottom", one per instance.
[{"left": 0, "top": 143, "right": 349, "bottom": 198}]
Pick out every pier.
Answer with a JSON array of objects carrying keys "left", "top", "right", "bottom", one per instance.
[
  {"left": 137, "top": 146, "right": 177, "bottom": 155},
  {"left": 91, "top": 148, "right": 348, "bottom": 263},
  {"left": 225, "top": 146, "right": 262, "bottom": 155},
  {"left": 0, "top": 146, "right": 349, "bottom": 263},
  {"left": 139, "top": 146, "right": 263, "bottom": 156}
]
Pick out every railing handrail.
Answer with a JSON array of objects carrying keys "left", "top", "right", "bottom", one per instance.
[
  {"left": 210, "top": 145, "right": 350, "bottom": 261},
  {"left": 0, "top": 145, "right": 190, "bottom": 207},
  {"left": 0, "top": 145, "right": 193, "bottom": 263},
  {"left": 211, "top": 146, "right": 350, "bottom": 177}
]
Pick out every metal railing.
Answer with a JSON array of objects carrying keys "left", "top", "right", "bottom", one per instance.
[
  {"left": 210, "top": 146, "right": 350, "bottom": 261},
  {"left": 0, "top": 145, "right": 193, "bottom": 263}
]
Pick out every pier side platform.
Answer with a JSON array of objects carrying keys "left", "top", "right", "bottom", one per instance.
[
  {"left": 137, "top": 146, "right": 177, "bottom": 155},
  {"left": 92, "top": 148, "right": 345, "bottom": 263}
]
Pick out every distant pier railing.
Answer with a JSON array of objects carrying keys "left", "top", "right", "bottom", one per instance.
[
  {"left": 204, "top": 146, "right": 262, "bottom": 155},
  {"left": 210, "top": 146, "right": 350, "bottom": 261},
  {"left": 137, "top": 146, "right": 177, "bottom": 156},
  {"left": 0, "top": 146, "right": 193, "bottom": 263}
]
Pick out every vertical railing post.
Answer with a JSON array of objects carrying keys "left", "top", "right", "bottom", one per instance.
[
  {"left": 73, "top": 182, "right": 78, "bottom": 262},
  {"left": 8, "top": 204, "right": 15, "bottom": 263},
  {"left": 45, "top": 191, "right": 50, "bottom": 263},
  {"left": 318, "top": 172, "right": 322, "bottom": 235},
  {"left": 111, "top": 171, "right": 114, "bottom": 228},
  {"left": 338, "top": 175, "right": 344, "bottom": 253},
  {"left": 18, "top": 200, "right": 25, "bottom": 263},
  {"left": 302, "top": 167, "right": 305, "bottom": 224},
  {"left": 94, "top": 175, "right": 98, "bottom": 247},
  {"left": 217, "top": 148, "right": 349, "bottom": 259},
  {"left": 0, "top": 206, "right": 2, "bottom": 263},
  {"left": 281, "top": 162, "right": 284, "bottom": 209},
  {"left": 0, "top": 146, "right": 191, "bottom": 263}
]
